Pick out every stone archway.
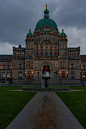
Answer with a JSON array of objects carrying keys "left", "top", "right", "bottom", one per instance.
[
  {"left": 43, "top": 65, "right": 50, "bottom": 74},
  {"left": 41, "top": 62, "right": 52, "bottom": 74}
]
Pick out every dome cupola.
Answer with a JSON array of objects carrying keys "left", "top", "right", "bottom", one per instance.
[
  {"left": 27, "top": 29, "right": 33, "bottom": 36},
  {"left": 44, "top": 4, "right": 49, "bottom": 18},
  {"left": 35, "top": 5, "right": 57, "bottom": 30},
  {"left": 60, "top": 29, "right": 66, "bottom": 37}
]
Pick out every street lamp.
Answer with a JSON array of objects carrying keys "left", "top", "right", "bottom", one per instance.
[
  {"left": 67, "top": 72, "right": 68, "bottom": 78},
  {"left": 59, "top": 72, "right": 61, "bottom": 84},
  {"left": 83, "top": 75, "right": 85, "bottom": 86}
]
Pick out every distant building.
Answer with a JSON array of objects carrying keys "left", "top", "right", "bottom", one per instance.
[{"left": 0, "top": 5, "right": 86, "bottom": 84}]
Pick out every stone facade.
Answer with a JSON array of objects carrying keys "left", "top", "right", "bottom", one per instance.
[{"left": 0, "top": 6, "right": 86, "bottom": 84}]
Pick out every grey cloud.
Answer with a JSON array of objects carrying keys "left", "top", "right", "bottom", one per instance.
[{"left": 0, "top": 0, "right": 86, "bottom": 54}]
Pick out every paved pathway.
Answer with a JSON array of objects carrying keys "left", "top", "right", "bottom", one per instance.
[{"left": 6, "top": 92, "right": 84, "bottom": 129}]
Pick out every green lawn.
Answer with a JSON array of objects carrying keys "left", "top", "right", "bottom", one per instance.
[
  {"left": 56, "top": 86, "right": 86, "bottom": 129},
  {"left": 0, "top": 87, "right": 36, "bottom": 129}
]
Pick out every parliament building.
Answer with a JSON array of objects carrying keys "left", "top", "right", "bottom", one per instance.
[{"left": 0, "top": 5, "right": 86, "bottom": 84}]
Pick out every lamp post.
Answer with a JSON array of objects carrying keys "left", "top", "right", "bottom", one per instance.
[
  {"left": 37, "top": 71, "right": 39, "bottom": 79},
  {"left": 59, "top": 72, "right": 61, "bottom": 84},
  {"left": 83, "top": 75, "right": 85, "bottom": 86}
]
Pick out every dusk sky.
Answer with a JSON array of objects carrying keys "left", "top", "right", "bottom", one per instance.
[{"left": 0, "top": 0, "right": 86, "bottom": 54}]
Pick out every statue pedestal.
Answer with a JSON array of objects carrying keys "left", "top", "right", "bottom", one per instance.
[{"left": 42, "top": 72, "right": 51, "bottom": 88}]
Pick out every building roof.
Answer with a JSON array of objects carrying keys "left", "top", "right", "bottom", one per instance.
[
  {"left": 81, "top": 55, "right": 86, "bottom": 58},
  {"left": 0, "top": 55, "right": 13, "bottom": 59}
]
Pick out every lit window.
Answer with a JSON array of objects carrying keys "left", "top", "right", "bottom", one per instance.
[
  {"left": 2, "top": 72, "right": 5, "bottom": 78},
  {"left": 7, "top": 72, "right": 10, "bottom": 78},
  {"left": 83, "top": 72, "right": 86, "bottom": 78},
  {"left": 19, "top": 71, "right": 22, "bottom": 78}
]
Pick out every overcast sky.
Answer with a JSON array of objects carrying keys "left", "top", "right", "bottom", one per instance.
[{"left": 0, "top": 0, "right": 86, "bottom": 54}]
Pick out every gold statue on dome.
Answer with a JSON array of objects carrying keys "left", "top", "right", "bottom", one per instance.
[{"left": 46, "top": 4, "right": 47, "bottom": 9}]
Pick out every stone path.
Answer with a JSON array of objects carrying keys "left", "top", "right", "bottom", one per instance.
[{"left": 6, "top": 92, "right": 84, "bottom": 129}]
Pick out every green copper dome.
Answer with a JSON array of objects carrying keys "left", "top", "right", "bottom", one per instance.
[
  {"left": 27, "top": 29, "right": 33, "bottom": 36},
  {"left": 36, "top": 5, "right": 57, "bottom": 29},
  {"left": 60, "top": 29, "right": 66, "bottom": 36},
  {"left": 36, "top": 18, "right": 57, "bottom": 29}
]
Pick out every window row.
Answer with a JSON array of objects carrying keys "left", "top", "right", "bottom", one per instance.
[
  {"left": 69, "top": 52, "right": 78, "bottom": 57},
  {"left": 35, "top": 51, "right": 58, "bottom": 56},
  {"left": 80, "top": 64, "right": 86, "bottom": 70},
  {"left": 16, "top": 52, "right": 24, "bottom": 57},
  {"left": 60, "top": 44, "right": 66, "bottom": 49},
  {"left": 0, "top": 72, "right": 11, "bottom": 78},
  {"left": 0, "top": 64, "right": 13, "bottom": 70}
]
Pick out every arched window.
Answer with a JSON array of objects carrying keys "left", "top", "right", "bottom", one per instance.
[
  {"left": 19, "top": 71, "right": 22, "bottom": 78},
  {"left": 0, "top": 64, "right": 1, "bottom": 69},
  {"left": 35, "top": 62, "right": 38, "bottom": 68},
  {"left": 11, "top": 63, "right": 13, "bottom": 69},
  {"left": 45, "top": 51, "right": 48, "bottom": 56},
  {"left": 16, "top": 52, "right": 20, "bottom": 57},
  {"left": 69, "top": 52, "right": 72, "bottom": 57},
  {"left": 83, "top": 64, "right": 85, "bottom": 70},
  {"left": 50, "top": 51, "right": 52, "bottom": 56},
  {"left": 74, "top": 52, "right": 77, "bottom": 57},
  {"left": 19, "top": 63, "right": 22, "bottom": 69},
  {"left": 36, "top": 51, "right": 38, "bottom": 56},
  {"left": 55, "top": 62, "right": 58, "bottom": 67},
  {"left": 40, "top": 51, "right": 43, "bottom": 57},
  {"left": 80, "top": 64, "right": 82, "bottom": 69},
  {"left": 62, "top": 62, "right": 65, "bottom": 68},
  {"left": 21, "top": 52, "right": 24, "bottom": 57},
  {"left": 62, "top": 52, "right": 65, "bottom": 56},
  {"left": 7, "top": 64, "right": 10, "bottom": 70},
  {"left": 54, "top": 51, "right": 57, "bottom": 56},
  {"left": 71, "top": 63, "right": 74, "bottom": 69},
  {"left": 28, "top": 62, "right": 31, "bottom": 68},
  {"left": 28, "top": 52, "right": 31, "bottom": 57},
  {"left": 2, "top": 64, "right": 5, "bottom": 70}
]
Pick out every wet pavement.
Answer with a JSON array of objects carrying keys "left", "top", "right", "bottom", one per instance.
[{"left": 6, "top": 92, "right": 84, "bottom": 129}]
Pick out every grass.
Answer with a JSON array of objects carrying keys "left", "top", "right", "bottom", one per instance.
[
  {"left": 0, "top": 87, "right": 36, "bottom": 129},
  {"left": 56, "top": 86, "right": 86, "bottom": 129}
]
